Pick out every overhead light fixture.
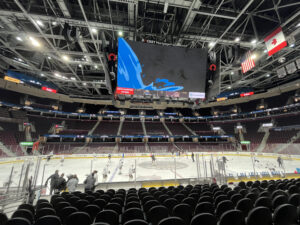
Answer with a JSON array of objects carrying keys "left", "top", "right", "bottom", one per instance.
[
  {"left": 297, "top": 23, "right": 300, "bottom": 27},
  {"left": 71, "top": 77, "right": 76, "bottom": 81},
  {"left": 208, "top": 42, "right": 215, "bottom": 47},
  {"left": 62, "top": 76, "right": 68, "bottom": 80},
  {"left": 94, "top": 65, "right": 98, "bottom": 69},
  {"left": 163, "top": 1, "right": 169, "bottom": 13},
  {"left": 83, "top": 82, "right": 87, "bottom": 86},
  {"left": 251, "top": 39, "right": 257, "bottom": 44},
  {"left": 29, "top": 36, "right": 41, "bottom": 47},
  {"left": 227, "top": 86, "right": 231, "bottom": 89},
  {"left": 91, "top": 28, "right": 97, "bottom": 34},
  {"left": 79, "top": 64, "right": 82, "bottom": 68},
  {"left": 230, "top": 71, "right": 234, "bottom": 75},
  {"left": 47, "top": 56, "right": 51, "bottom": 60},
  {"left": 118, "top": 31, "right": 123, "bottom": 36},
  {"left": 36, "top": 20, "right": 44, "bottom": 27},
  {"left": 234, "top": 37, "right": 240, "bottom": 42},
  {"left": 17, "top": 58, "right": 23, "bottom": 62},
  {"left": 16, "top": 36, "right": 23, "bottom": 41},
  {"left": 54, "top": 73, "right": 61, "bottom": 78},
  {"left": 62, "top": 55, "right": 70, "bottom": 61},
  {"left": 251, "top": 54, "right": 257, "bottom": 59},
  {"left": 290, "top": 43, "right": 295, "bottom": 48},
  {"left": 40, "top": 73, "right": 45, "bottom": 77},
  {"left": 266, "top": 74, "right": 270, "bottom": 77},
  {"left": 52, "top": 21, "right": 57, "bottom": 26}
]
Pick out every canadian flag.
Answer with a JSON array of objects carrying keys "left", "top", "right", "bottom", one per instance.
[{"left": 264, "top": 27, "right": 287, "bottom": 56}]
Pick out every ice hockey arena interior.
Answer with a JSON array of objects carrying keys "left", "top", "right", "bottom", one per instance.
[{"left": 0, "top": 0, "right": 300, "bottom": 225}]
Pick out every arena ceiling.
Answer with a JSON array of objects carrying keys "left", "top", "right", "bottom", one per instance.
[{"left": 0, "top": 0, "right": 299, "bottom": 99}]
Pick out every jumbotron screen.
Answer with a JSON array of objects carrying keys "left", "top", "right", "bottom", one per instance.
[{"left": 116, "top": 38, "right": 207, "bottom": 99}]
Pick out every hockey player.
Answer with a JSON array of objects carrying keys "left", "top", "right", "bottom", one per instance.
[
  {"left": 277, "top": 156, "right": 283, "bottom": 168},
  {"left": 151, "top": 154, "right": 156, "bottom": 165},
  {"left": 108, "top": 154, "right": 111, "bottom": 162},
  {"left": 129, "top": 165, "right": 134, "bottom": 180},
  {"left": 60, "top": 156, "right": 64, "bottom": 166},
  {"left": 102, "top": 167, "right": 108, "bottom": 182},
  {"left": 191, "top": 152, "right": 195, "bottom": 162},
  {"left": 118, "top": 159, "right": 124, "bottom": 175},
  {"left": 222, "top": 156, "right": 228, "bottom": 165}
]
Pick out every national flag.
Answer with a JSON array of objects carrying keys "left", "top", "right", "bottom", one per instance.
[
  {"left": 241, "top": 51, "right": 255, "bottom": 74},
  {"left": 264, "top": 27, "right": 287, "bottom": 56}
]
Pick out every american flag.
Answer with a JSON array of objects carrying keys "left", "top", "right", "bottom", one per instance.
[{"left": 241, "top": 51, "right": 255, "bottom": 74}]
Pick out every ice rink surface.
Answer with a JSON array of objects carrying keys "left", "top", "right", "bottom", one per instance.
[{"left": 0, "top": 152, "right": 299, "bottom": 190}]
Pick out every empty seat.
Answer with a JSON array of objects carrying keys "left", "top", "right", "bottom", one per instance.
[
  {"left": 18, "top": 204, "right": 35, "bottom": 215},
  {"left": 6, "top": 218, "right": 31, "bottom": 225},
  {"left": 75, "top": 200, "right": 89, "bottom": 211},
  {"left": 181, "top": 197, "right": 196, "bottom": 210},
  {"left": 288, "top": 193, "right": 300, "bottom": 207},
  {"left": 12, "top": 210, "right": 33, "bottom": 224},
  {"left": 247, "top": 206, "right": 272, "bottom": 225},
  {"left": 125, "top": 201, "right": 141, "bottom": 210},
  {"left": 172, "top": 204, "right": 192, "bottom": 225},
  {"left": 272, "top": 195, "right": 288, "bottom": 210},
  {"left": 236, "top": 198, "right": 253, "bottom": 217},
  {"left": 190, "top": 213, "right": 217, "bottom": 225},
  {"left": 0, "top": 212, "right": 8, "bottom": 225},
  {"left": 36, "top": 202, "right": 53, "bottom": 211},
  {"left": 273, "top": 204, "right": 297, "bottom": 225},
  {"left": 36, "top": 208, "right": 56, "bottom": 219},
  {"left": 66, "top": 212, "right": 92, "bottom": 225},
  {"left": 93, "top": 199, "right": 107, "bottom": 209},
  {"left": 216, "top": 200, "right": 234, "bottom": 218},
  {"left": 198, "top": 196, "right": 213, "bottom": 204},
  {"left": 231, "top": 194, "right": 243, "bottom": 205},
  {"left": 105, "top": 203, "right": 122, "bottom": 214},
  {"left": 122, "top": 208, "right": 144, "bottom": 224},
  {"left": 123, "top": 219, "right": 148, "bottom": 225},
  {"left": 35, "top": 215, "right": 62, "bottom": 225},
  {"left": 194, "top": 202, "right": 214, "bottom": 215},
  {"left": 163, "top": 198, "right": 179, "bottom": 214},
  {"left": 59, "top": 206, "right": 78, "bottom": 224},
  {"left": 147, "top": 205, "right": 169, "bottom": 225},
  {"left": 83, "top": 204, "right": 101, "bottom": 220},
  {"left": 95, "top": 210, "right": 119, "bottom": 225},
  {"left": 254, "top": 197, "right": 272, "bottom": 210},
  {"left": 157, "top": 217, "right": 185, "bottom": 225},
  {"left": 219, "top": 209, "right": 245, "bottom": 225}
]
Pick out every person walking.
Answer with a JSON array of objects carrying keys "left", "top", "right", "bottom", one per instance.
[{"left": 45, "top": 170, "right": 59, "bottom": 195}]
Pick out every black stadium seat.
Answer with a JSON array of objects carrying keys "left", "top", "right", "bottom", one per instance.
[
  {"left": 35, "top": 215, "right": 62, "bottom": 225},
  {"left": 66, "top": 212, "right": 92, "bottom": 225},
  {"left": 12, "top": 209, "right": 34, "bottom": 224},
  {"left": 247, "top": 206, "right": 272, "bottom": 225},
  {"left": 190, "top": 213, "right": 217, "bottom": 225},
  {"left": 219, "top": 209, "right": 245, "bottom": 225},
  {"left": 36, "top": 208, "right": 56, "bottom": 219},
  {"left": 273, "top": 204, "right": 298, "bottom": 225},
  {"left": 147, "top": 205, "right": 169, "bottom": 225},
  {"left": 122, "top": 208, "right": 144, "bottom": 224},
  {"left": 157, "top": 217, "right": 185, "bottom": 225},
  {"left": 6, "top": 217, "right": 31, "bottom": 225},
  {"left": 95, "top": 210, "right": 119, "bottom": 225},
  {"left": 172, "top": 203, "right": 192, "bottom": 224}
]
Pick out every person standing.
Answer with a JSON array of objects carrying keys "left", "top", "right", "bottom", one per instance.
[
  {"left": 57, "top": 173, "right": 67, "bottom": 192},
  {"left": 277, "top": 156, "right": 283, "bottom": 168},
  {"left": 67, "top": 175, "right": 78, "bottom": 193},
  {"left": 191, "top": 152, "right": 195, "bottom": 162},
  {"left": 222, "top": 156, "right": 228, "bottom": 165},
  {"left": 45, "top": 170, "right": 59, "bottom": 195},
  {"left": 84, "top": 170, "right": 98, "bottom": 192},
  {"left": 151, "top": 154, "right": 156, "bottom": 165}
]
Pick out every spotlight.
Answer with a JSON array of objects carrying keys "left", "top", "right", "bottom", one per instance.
[
  {"left": 251, "top": 54, "right": 257, "bottom": 59},
  {"left": 230, "top": 71, "right": 234, "bottom": 75},
  {"left": 47, "top": 56, "right": 51, "bottom": 60},
  {"left": 209, "top": 42, "right": 215, "bottom": 47},
  {"left": 234, "top": 37, "right": 240, "bottom": 42},
  {"left": 118, "top": 31, "right": 123, "bottom": 36},
  {"left": 54, "top": 73, "right": 61, "bottom": 78},
  {"left": 266, "top": 74, "right": 270, "bottom": 77},
  {"left": 91, "top": 28, "right": 97, "bottom": 34},
  {"left": 71, "top": 77, "right": 76, "bottom": 81},
  {"left": 83, "top": 82, "right": 87, "bottom": 86},
  {"left": 94, "top": 65, "right": 98, "bottom": 69},
  {"left": 62, "top": 55, "right": 70, "bottom": 61},
  {"left": 79, "top": 64, "right": 82, "bottom": 68},
  {"left": 290, "top": 43, "right": 295, "bottom": 48},
  {"left": 297, "top": 23, "right": 300, "bottom": 27},
  {"left": 251, "top": 39, "right": 257, "bottom": 44},
  {"left": 36, "top": 20, "right": 44, "bottom": 27},
  {"left": 227, "top": 86, "right": 231, "bottom": 89},
  {"left": 40, "top": 73, "right": 45, "bottom": 77},
  {"left": 16, "top": 36, "right": 23, "bottom": 41},
  {"left": 52, "top": 21, "right": 57, "bottom": 26},
  {"left": 29, "top": 36, "right": 41, "bottom": 47}
]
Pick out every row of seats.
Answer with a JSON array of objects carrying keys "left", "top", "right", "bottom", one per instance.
[{"left": 2, "top": 179, "right": 300, "bottom": 225}]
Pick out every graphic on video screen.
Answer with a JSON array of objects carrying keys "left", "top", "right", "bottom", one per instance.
[{"left": 116, "top": 38, "right": 207, "bottom": 98}]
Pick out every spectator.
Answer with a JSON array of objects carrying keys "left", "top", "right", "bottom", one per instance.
[
  {"left": 67, "top": 175, "right": 78, "bottom": 192},
  {"left": 84, "top": 170, "right": 98, "bottom": 192},
  {"left": 45, "top": 170, "right": 59, "bottom": 195},
  {"left": 57, "top": 173, "right": 67, "bottom": 192}
]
